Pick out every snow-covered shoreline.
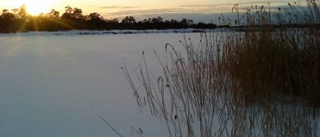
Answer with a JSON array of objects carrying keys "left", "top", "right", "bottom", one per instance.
[{"left": 0, "top": 29, "right": 213, "bottom": 37}]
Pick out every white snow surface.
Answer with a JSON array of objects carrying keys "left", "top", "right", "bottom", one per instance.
[
  {"left": 0, "top": 29, "right": 210, "bottom": 37},
  {"left": 0, "top": 32, "right": 201, "bottom": 137}
]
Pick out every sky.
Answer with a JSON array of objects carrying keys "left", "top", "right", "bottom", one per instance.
[{"left": 0, "top": 0, "right": 297, "bottom": 22}]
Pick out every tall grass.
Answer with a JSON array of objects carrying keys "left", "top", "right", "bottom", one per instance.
[{"left": 123, "top": 1, "right": 320, "bottom": 137}]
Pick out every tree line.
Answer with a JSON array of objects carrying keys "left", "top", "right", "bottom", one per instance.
[{"left": 0, "top": 5, "right": 217, "bottom": 33}]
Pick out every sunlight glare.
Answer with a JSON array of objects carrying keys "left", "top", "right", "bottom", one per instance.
[{"left": 7, "top": 0, "right": 58, "bottom": 15}]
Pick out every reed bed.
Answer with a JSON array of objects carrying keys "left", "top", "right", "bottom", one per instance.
[{"left": 123, "top": 1, "right": 320, "bottom": 137}]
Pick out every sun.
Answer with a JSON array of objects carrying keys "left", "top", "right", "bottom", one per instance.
[
  {"left": 8, "top": 0, "right": 57, "bottom": 15},
  {"left": 25, "top": 0, "right": 56, "bottom": 15}
]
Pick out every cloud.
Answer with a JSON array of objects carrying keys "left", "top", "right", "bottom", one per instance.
[
  {"left": 101, "top": 5, "right": 230, "bottom": 18},
  {"left": 95, "top": 6, "right": 137, "bottom": 9},
  {"left": 101, "top": 1, "right": 296, "bottom": 16},
  {"left": 109, "top": 8, "right": 190, "bottom": 15},
  {"left": 91, "top": 0, "right": 304, "bottom": 23},
  {"left": 178, "top": 1, "right": 292, "bottom": 8}
]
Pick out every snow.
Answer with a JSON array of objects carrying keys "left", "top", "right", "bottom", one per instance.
[
  {"left": 0, "top": 30, "right": 320, "bottom": 136},
  {"left": 0, "top": 29, "right": 209, "bottom": 37},
  {"left": 0, "top": 32, "right": 201, "bottom": 137}
]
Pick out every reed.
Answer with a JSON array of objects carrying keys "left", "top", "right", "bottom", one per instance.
[{"left": 123, "top": 1, "right": 320, "bottom": 136}]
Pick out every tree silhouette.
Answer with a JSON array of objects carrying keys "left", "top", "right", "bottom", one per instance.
[
  {"left": 0, "top": 10, "right": 16, "bottom": 32},
  {"left": 121, "top": 16, "right": 136, "bottom": 24},
  {"left": 17, "top": 5, "right": 27, "bottom": 19},
  {"left": 0, "top": 5, "right": 217, "bottom": 32},
  {"left": 48, "top": 9, "right": 60, "bottom": 18},
  {"left": 86, "top": 12, "right": 105, "bottom": 29}
]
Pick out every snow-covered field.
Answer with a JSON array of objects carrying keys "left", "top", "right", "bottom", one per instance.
[{"left": 0, "top": 31, "right": 201, "bottom": 137}]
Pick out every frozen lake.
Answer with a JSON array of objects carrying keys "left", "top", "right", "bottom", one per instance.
[{"left": 0, "top": 31, "right": 201, "bottom": 137}]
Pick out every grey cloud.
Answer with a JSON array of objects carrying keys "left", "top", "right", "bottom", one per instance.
[
  {"left": 98, "top": 6, "right": 136, "bottom": 9},
  {"left": 97, "top": 0, "right": 308, "bottom": 23},
  {"left": 179, "top": 0, "right": 293, "bottom": 8},
  {"left": 103, "top": 1, "right": 296, "bottom": 16},
  {"left": 85, "top": 5, "right": 137, "bottom": 9},
  {"left": 106, "top": 8, "right": 190, "bottom": 16}
]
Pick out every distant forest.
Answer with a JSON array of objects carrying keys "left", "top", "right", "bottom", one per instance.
[{"left": 0, "top": 5, "right": 217, "bottom": 33}]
